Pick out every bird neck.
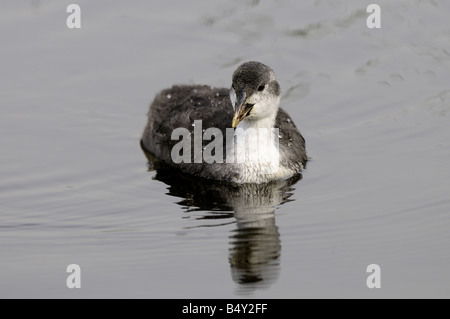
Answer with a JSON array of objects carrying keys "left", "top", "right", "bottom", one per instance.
[{"left": 238, "top": 112, "right": 277, "bottom": 131}]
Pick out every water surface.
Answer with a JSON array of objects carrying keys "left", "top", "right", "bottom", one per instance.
[{"left": 1, "top": 0, "right": 450, "bottom": 298}]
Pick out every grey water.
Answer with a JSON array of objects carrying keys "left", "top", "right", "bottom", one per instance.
[{"left": 1, "top": 0, "right": 450, "bottom": 298}]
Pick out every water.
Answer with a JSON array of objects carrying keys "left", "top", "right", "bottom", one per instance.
[{"left": 1, "top": 0, "right": 450, "bottom": 298}]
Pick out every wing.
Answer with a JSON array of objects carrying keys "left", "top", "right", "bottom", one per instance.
[{"left": 141, "top": 85, "right": 233, "bottom": 166}]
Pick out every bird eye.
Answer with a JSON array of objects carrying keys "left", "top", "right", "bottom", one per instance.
[{"left": 257, "top": 84, "right": 265, "bottom": 91}]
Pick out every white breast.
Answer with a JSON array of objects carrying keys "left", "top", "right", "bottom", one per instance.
[{"left": 225, "top": 123, "right": 294, "bottom": 183}]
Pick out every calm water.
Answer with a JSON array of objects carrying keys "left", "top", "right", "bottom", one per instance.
[{"left": 1, "top": 0, "right": 450, "bottom": 298}]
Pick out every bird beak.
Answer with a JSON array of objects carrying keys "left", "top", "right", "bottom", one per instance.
[{"left": 231, "top": 88, "right": 253, "bottom": 128}]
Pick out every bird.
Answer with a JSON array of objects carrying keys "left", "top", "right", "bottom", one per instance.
[{"left": 141, "top": 61, "right": 307, "bottom": 184}]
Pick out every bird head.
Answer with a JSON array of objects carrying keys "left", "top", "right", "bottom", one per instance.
[{"left": 230, "top": 61, "right": 281, "bottom": 128}]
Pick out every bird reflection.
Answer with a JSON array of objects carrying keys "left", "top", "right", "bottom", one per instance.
[{"left": 143, "top": 149, "right": 301, "bottom": 292}]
